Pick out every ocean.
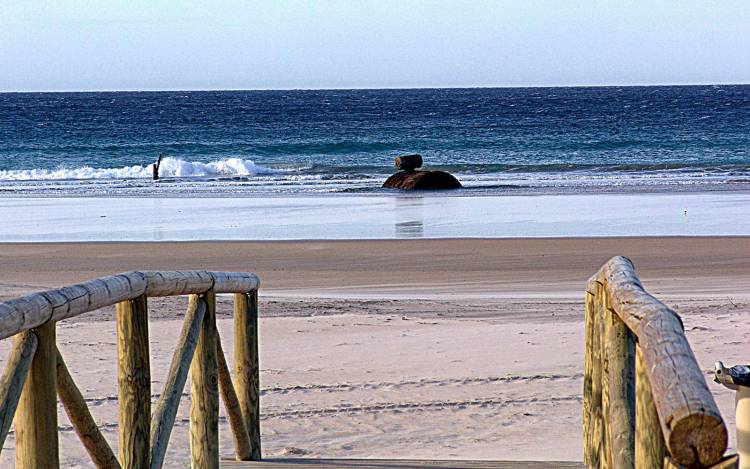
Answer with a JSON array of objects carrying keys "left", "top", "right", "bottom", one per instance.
[{"left": 1, "top": 85, "right": 749, "bottom": 197}]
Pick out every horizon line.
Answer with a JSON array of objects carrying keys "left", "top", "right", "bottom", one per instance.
[{"left": 1, "top": 81, "right": 749, "bottom": 93}]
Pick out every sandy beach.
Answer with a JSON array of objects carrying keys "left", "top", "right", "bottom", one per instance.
[{"left": 0, "top": 237, "right": 748, "bottom": 467}]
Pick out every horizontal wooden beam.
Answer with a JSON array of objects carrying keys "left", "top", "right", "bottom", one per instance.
[{"left": 0, "top": 271, "right": 259, "bottom": 340}]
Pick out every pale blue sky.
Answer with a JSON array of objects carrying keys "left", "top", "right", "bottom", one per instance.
[{"left": 1, "top": 1, "right": 749, "bottom": 91}]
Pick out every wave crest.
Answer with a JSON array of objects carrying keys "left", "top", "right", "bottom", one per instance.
[{"left": 0, "top": 157, "right": 279, "bottom": 181}]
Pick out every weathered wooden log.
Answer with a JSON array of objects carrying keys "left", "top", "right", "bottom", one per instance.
[
  {"left": 0, "top": 271, "right": 260, "bottom": 340},
  {"left": 635, "top": 345, "right": 666, "bottom": 469},
  {"left": 0, "top": 272, "right": 145, "bottom": 340},
  {"left": 216, "top": 330, "right": 253, "bottom": 461},
  {"left": 583, "top": 289, "right": 601, "bottom": 467},
  {"left": 15, "top": 321, "right": 58, "bottom": 468},
  {"left": 0, "top": 332, "right": 37, "bottom": 451},
  {"left": 56, "top": 348, "right": 121, "bottom": 469},
  {"left": 234, "top": 291, "right": 261, "bottom": 460},
  {"left": 117, "top": 295, "right": 151, "bottom": 469},
  {"left": 382, "top": 170, "right": 462, "bottom": 190},
  {"left": 206, "top": 272, "right": 260, "bottom": 295},
  {"left": 590, "top": 256, "right": 727, "bottom": 467},
  {"left": 605, "top": 306, "right": 635, "bottom": 468},
  {"left": 150, "top": 296, "right": 206, "bottom": 469},
  {"left": 190, "top": 290, "right": 219, "bottom": 469},
  {"left": 394, "top": 154, "right": 423, "bottom": 171},
  {"left": 599, "top": 291, "right": 612, "bottom": 469}
]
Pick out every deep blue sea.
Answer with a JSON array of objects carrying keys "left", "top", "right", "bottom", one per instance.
[{"left": 0, "top": 85, "right": 748, "bottom": 196}]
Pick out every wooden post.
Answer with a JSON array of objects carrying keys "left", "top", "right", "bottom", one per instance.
[
  {"left": 635, "top": 345, "right": 666, "bottom": 469},
  {"left": 584, "top": 283, "right": 604, "bottom": 468},
  {"left": 0, "top": 332, "right": 37, "bottom": 451},
  {"left": 189, "top": 290, "right": 219, "bottom": 469},
  {"left": 150, "top": 295, "right": 206, "bottom": 469},
  {"left": 234, "top": 291, "right": 261, "bottom": 460},
  {"left": 605, "top": 309, "right": 635, "bottom": 468},
  {"left": 583, "top": 288, "right": 600, "bottom": 467},
  {"left": 116, "top": 295, "right": 150, "bottom": 469},
  {"left": 599, "top": 290, "right": 612, "bottom": 469},
  {"left": 15, "top": 321, "right": 59, "bottom": 468},
  {"left": 56, "top": 348, "right": 121, "bottom": 469}
]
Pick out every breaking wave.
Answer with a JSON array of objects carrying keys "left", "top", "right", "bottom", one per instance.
[{"left": 0, "top": 157, "right": 279, "bottom": 181}]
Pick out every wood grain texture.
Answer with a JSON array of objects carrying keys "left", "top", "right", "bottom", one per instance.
[
  {"left": 585, "top": 283, "right": 604, "bottom": 468},
  {"left": 149, "top": 295, "right": 206, "bottom": 469},
  {"left": 605, "top": 309, "right": 635, "bottom": 468},
  {"left": 0, "top": 331, "right": 37, "bottom": 452},
  {"left": 217, "top": 330, "right": 253, "bottom": 461},
  {"left": 56, "top": 348, "right": 121, "bottom": 469},
  {"left": 190, "top": 290, "right": 220, "bottom": 469},
  {"left": 0, "top": 271, "right": 259, "bottom": 340},
  {"left": 117, "top": 295, "right": 151, "bottom": 469},
  {"left": 15, "top": 321, "right": 59, "bottom": 468},
  {"left": 590, "top": 256, "right": 727, "bottom": 468},
  {"left": 635, "top": 345, "right": 666, "bottom": 469},
  {"left": 582, "top": 289, "right": 599, "bottom": 467},
  {"left": 234, "top": 291, "right": 261, "bottom": 460},
  {"left": 599, "top": 292, "right": 612, "bottom": 469}
]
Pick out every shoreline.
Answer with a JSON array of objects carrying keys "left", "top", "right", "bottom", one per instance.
[
  {"left": 1, "top": 192, "right": 750, "bottom": 241},
  {"left": 1, "top": 184, "right": 750, "bottom": 198}
]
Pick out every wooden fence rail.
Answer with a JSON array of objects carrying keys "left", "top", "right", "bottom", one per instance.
[
  {"left": 584, "top": 257, "right": 736, "bottom": 469},
  {"left": 0, "top": 270, "right": 261, "bottom": 469}
]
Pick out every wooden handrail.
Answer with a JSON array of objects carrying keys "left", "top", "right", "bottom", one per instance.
[
  {"left": 584, "top": 256, "right": 730, "bottom": 469},
  {"left": 0, "top": 270, "right": 260, "bottom": 340},
  {"left": 0, "top": 270, "right": 261, "bottom": 469}
]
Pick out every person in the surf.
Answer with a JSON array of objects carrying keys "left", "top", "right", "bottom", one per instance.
[{"left": 152, "top": 153, "right": 164, "bottom": 180}]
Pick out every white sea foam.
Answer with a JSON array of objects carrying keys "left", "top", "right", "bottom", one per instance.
[{"left": 0, "top": 157, "right": 278, "bottom": 181}]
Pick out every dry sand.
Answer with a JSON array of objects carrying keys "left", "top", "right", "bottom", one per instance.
[{"left": 0, "top": 237, "right": 748, "bottom": 467}]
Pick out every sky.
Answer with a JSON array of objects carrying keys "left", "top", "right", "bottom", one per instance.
[{"left": 1, "top": 1, "right": 749, "bottom": 91}]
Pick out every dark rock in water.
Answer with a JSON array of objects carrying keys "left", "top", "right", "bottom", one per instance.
[
  {"left": 382, "top": 170, "right": 462, "bottom": 190},
  {"left": 394, "top": 154, "right": 423, "bottom": 171}
]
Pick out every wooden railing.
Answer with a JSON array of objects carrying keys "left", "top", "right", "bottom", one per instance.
[
  {"left": 0, "top": 270, "right": 261, "bottom": 469},
  {"left": 584, "top": 257, "right": 736, "bottom": 469}
]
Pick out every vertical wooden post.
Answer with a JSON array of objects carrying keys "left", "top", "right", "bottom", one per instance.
[
  {"left": 117, "top": 295, "right": 150, "bottom": 469},
  {"left": 584, "top": 283, "right": 604, "bottom": 468},
  {"left": 234, "top": 291, "right": 261, "bottom": 460},
  {"left": 190, "top": 290, "right": 219, "bottom": 469},
  {"left": 605, "top": 309, "right": 635, "bottom": 468},
  {"left": 635, "top": 345, "right": 666, "bottom": 469},
  {"left": 583, "top": 289, "right": 600, "bottom": 467},
  {"left": 15, "top": 321, "right": 59, "bottom": 469},
  {"left": 599, "top": 290, "right": 612, "bottom": 469}
]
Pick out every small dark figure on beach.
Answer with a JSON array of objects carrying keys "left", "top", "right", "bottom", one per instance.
[{"left": 152, "top": 153, "right": 164, "bottom": 180}]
